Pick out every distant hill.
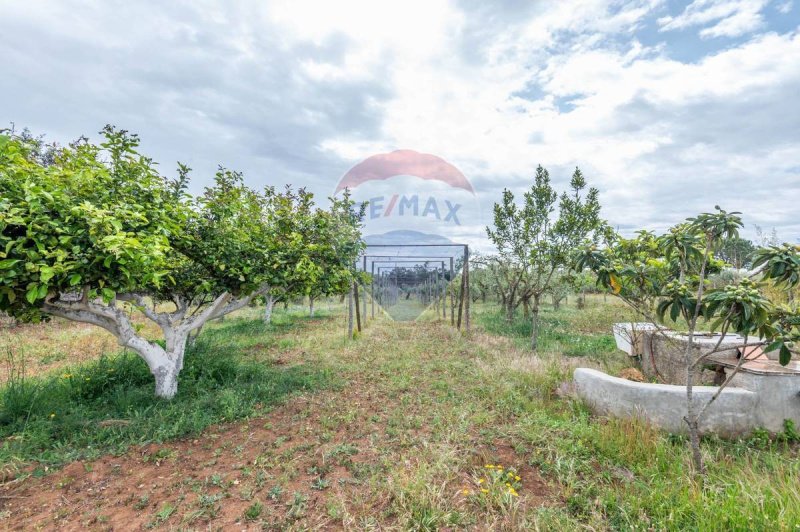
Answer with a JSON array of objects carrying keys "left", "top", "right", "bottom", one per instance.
[{"left": 364, "top": 229, "right": 457, "bottom": 246}]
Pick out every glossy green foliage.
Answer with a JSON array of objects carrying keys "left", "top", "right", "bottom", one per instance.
[
  {"left": 0, "top": 127, "right": 364, "bottom": 321},
  {"left": 576, "top": 207, "right": 800, "bottom": 365}
]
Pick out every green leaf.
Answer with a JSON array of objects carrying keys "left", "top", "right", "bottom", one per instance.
[
  {"left": 69, "top": 274, "right": 82, "bottom": 286},
  {"left": 26, "top": 284, "right": 40, "bottom": 304},
  {"left": 39, "top": 266, "right": 55, "bottom": 283},
  {"left": 670, "top": 301, "right": 680, "bottom": 322},
  {"left": 780, "top": 344, "right": 792, "bottom": 366},
  {"left": 0, "top": 259, "right": 20, "bottom": 269},
  {"left": 765, "top": 340, "right": 783, "bottom": 353}
]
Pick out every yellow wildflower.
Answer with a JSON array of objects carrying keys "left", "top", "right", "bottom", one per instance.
[
  {"left": 515, "top": 475, "right": 521, "bottom": 481},
  {"left": 485, "top": 464, "right": 494, "bottom": 469},
  {"left": 481, "top": 488, "right": 489, "bottom": 493},
  {"left": 462, "top": 489, "right": 470, "bottom": 495},
  {"left": 478, "top": 478, "right": 485, "bottom": 484},
  {"left": 49, "top": 413, "right": 55, "bottom": 419}
]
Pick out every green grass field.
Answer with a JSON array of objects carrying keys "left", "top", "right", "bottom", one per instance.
[{"left": 1, "top": 297, "right": 799, "bottom": 529}]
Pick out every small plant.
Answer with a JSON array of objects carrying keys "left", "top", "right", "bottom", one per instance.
[
  {"left": 286, "top": 491, "right": 308, "bottom": 519},
  {"left": 778, "top": 419, "right": 800, "bottom": 444},
  {"left": 325, "top": 443, "right": 359, "bottom": 466},
  {"left": 243, "top": 501, "right": 263, "bottom": 521},
  {"left": 148, "top": 503, "right": 175, "bottom": 527},
  {"left": 268, "top": 484, "right": 284, "bottom": 501},
  {"left": 311, "top": 477, "right": 331, "bottom": 490},
  {"left": 134, "top": 495, "right": 150, "bottom": 510},
  {"left": 466, "top": 464, "right": 522, "bottom": 511}
]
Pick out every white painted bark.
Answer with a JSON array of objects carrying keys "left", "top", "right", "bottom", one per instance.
[
  {"left": 264, "top": 294, "right": 275, "bottom": 324},
  {"left": 43, "top": 285, "right": 269, "bottom": 399}
]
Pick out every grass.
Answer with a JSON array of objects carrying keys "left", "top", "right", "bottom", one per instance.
[
  {"left": 477, "top": 295, "right": 633, "bottom": 373},
  {"left": 0, "top": 308, "right": 334, "bottom": 472},
  {"left": 2, "top": 296, "right": 800, "bottom": 529},
  {"left": 472, "top": 296, "right": 800, "bottom": 530}
]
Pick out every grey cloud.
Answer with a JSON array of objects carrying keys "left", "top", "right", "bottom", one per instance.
[{"left": 0, "top": 2, "right": 391, "bottom": 197}]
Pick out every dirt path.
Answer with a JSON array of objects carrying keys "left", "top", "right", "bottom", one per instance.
[{"left": 1, "top": 317, "right": 557, "bottom": 530}]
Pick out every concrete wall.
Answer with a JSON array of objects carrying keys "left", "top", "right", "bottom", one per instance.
[
  {"left": 573, "top": 368, "right": 759, "bottom": 435},
  {"left": 729, "top": 371, "right": 800, "bottom": 432}
]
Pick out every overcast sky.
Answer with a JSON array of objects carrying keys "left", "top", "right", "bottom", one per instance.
[{"left": 2, "top": 0, "right": 799, "bottom": 248}]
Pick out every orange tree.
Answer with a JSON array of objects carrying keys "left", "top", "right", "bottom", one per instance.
[{"left": 0, "top": 127, "right": 360, "bottom": 398}]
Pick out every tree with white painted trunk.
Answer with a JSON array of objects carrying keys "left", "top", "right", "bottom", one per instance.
[
  {"left": 257, "top": 186, "right": 365, "bottom": 324},
  {"left": 0, "top": 127, "right": 305, "bottom": 398}
]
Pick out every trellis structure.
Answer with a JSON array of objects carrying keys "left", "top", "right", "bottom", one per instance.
[{"left": 346, "top": 243, "right": 470, "bottom": 337}]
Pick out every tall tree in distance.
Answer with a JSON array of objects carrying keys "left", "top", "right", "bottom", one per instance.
[
  {"left": 486, "top": 165, "right": 607, "bottom": 350},
  {"left": 717, "top": 236, "right": 756, "bottom": 269}
]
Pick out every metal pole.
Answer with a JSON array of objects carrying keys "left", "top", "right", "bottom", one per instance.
[{"left": 371, "top": 261, "right": 375, "bottom": 318}]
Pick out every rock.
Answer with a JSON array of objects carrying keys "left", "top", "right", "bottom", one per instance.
[{"left": 619, "top": 368, "right": 645, "bottom": 382}]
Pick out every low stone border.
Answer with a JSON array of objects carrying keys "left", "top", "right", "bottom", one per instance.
[{"left": 573, "top": 368, "right": 758, "bottom": 436}]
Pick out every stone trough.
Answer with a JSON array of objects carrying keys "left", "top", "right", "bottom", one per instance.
[{"left": 575, "top": 323, "right": 800, "bottom": 435}]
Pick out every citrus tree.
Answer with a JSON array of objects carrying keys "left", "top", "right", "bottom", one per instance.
[
  {"left": 486, "top": 165, "right": 607, "bottom": 350},
  {"left": 0, "top": 127, "right": 339, "bottom": 398}
]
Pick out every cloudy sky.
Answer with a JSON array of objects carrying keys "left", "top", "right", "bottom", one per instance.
[{"left": 2, "top": 0, "right": 799, "bottom": 249}]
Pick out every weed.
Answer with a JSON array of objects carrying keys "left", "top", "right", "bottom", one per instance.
[
  {"left": 147, "top": 503, "right": 175, "bottom": 528},
  {"left": 286, "top": 491, "right": 308, "bottom": 519},
  {"left": 134, "top": 495, "right": 149, "bottom": 510},
  {"left": 311, "top": 477, "right": 331, "bottom": 490},
  {"left": 268, "top": 484, "right": 284, "bottom": 501},
  {"left": 243, "top": 501, "right": 262, "bottom": 521}
]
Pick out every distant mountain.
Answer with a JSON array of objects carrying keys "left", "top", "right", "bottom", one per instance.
[{"left": 364, "top": 229, "right": 457, "bottom": 246}]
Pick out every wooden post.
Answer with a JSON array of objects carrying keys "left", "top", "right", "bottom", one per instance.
[
  {"left": 354, "top": 281, "right": 361, "bottom": 332},
  {"left": 450, "top": 257, "right": 455, "bottom": 326},
  {"left": 371, "top": 262, "right": 375, "bottom": 318},
  {"left": 347, "top": 285, "right": 354, "bottom": 339},
  {"left": 362, "top": 256, "right": 368, "bottom": 323},
  {"left": 457, "top": 251, "right": 466, "bottom": 330},
  {"left": 464, "top": 246, "right": 470, "bottom": 331}
]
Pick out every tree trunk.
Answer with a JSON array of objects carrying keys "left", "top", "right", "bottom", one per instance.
[
  {"left": 522, "top": 298, "right": 530, "bottom": 320},
  {"left": 264, "top": 294, "right": 275, "bottom": 324},
  {"left": 347, "top": 287, "right": 354, "bottom": 339},
  {"left": 531, "top": 295, "right": 541, "bottom": 351},
  {"left": 127, "top": 332, "right": 188, "bottom": 400},
  {"left": 152, "top": 360, "right": 180, "bottom": 399},
  {"left": 552, "top": 295, "right": 561, "bottom": 311},
  {"left": 685, "top": 359, "right": 705, "bottom": 473},
  {"left": 309, "top": 296, "right": 315, "bottom": 317}
]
